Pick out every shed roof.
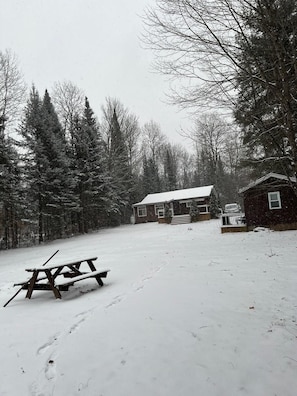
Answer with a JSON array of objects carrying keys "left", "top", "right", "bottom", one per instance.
[
  {"left": 239, "top": 173, "right": 296, "bottom": 194},
  {"left": 133, "top": 185, "right": 214, "bottom": 207}
]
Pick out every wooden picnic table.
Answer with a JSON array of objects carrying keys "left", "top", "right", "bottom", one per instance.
[{"left": 14, "top": 257, "right": 110, "bottom": 300}]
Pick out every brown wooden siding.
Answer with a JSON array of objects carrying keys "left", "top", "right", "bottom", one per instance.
[
  {"left": 134, "top": 204, "right": 158, "bottom": 224},
  {"left": 243, "top": 184, "right": 297, "bottom": 229}
]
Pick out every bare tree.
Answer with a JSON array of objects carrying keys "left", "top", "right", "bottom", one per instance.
[
  {"left": 182, "top": 113, "right": 229, "bottom": 166},
  {"left": 194, "top": 114, "right": 228, "bottom": 166},
  {"left": 176, "top": 146, "right": 196, "bottom": 188},
  {"left": 224, "top": 127, "right": 242, "bottom": 177},
  {"left": 100, "top": 97, "right": 126, "bottom": 151},
  {"left": 51, "top": 80, "right": 85, "bottom": 138},
  {"left": 0, "top": 49, "right": 26, "bottom": 133},
  {"left": 123, "top": 112, "right": 141, "bottom": 171},
  {"left": 164, "top": 143, "right": 196, "bottom": 189},
  {"left": 142, "top": 0, "right": 247, "bottom": 109},
  {"left": 141, "top": 120, "right": 167, "bottom": 161},
  {"left": 182, "top": 112, "right": 244, "bottom": 200},
  {"left": 0, "top": 50, "right": 26, "bottom": 247},
  {"left": 143, "top": 0, "right": 297, "bottom": 180},
  {"left": 100, "top": 97, "right": 141, "bottom": 170}
]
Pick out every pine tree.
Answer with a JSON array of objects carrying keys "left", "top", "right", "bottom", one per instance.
[
  {"left": 0, "top": 133, "right": 23, "bottom": 248},
  {"left": 235, "top": 0, "right": 297, "bottom": 178},
  {"left": 19, "top": 87, "right": 43, "bottom": 242},
  {"left": 142, "top": 155, "right": 161, "bottom": 195},
  {"left": 209, "top": 190, "right": 221, "bottom": 219},
  {"left": 163, "top": 147, "right": 177, "bottom": 191},
  {"left": 20, "top": 87, "right": 75, "bottom": 243},
  {"left": 189, "top": 200, "right": 199, "bottom": 222},
  {"left": 41, "top": 89, "right": 76, "bottom": 239},
  {"left": 72, "top": 97, "right": 106, "bottom": 232},
  {"left": 106, "top": 109, "right": 131, "bottom": 225}
]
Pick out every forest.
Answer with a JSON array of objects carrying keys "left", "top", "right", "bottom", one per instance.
[{"left": 1, "top": 0, "right": 296, "bottom": 249}]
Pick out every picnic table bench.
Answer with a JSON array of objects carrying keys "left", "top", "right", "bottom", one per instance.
[{"left": 14, "top": 257, "right": 110, "bottom": 300}]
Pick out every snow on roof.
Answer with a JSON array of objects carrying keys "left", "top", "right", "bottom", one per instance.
[
  {"left": 133, "top": 185, "right": 214, "bottom": 206},
  {"left": 239, "top": 172, "right": 296, "bottom": 194}
]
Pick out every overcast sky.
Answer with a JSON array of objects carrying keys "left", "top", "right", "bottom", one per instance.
[{"left": 0, "top": 0, "right": 192, "bottom": 149}]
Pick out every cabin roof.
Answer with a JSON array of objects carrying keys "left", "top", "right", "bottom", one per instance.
[
  {"left": 239, "top": 173, "right": 296, "bottom": 194},
  {"left": 133, "top": 185, "right": 214, "bottom": 207}
]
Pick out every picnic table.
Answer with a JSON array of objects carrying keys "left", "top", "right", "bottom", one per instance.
[{"left": 14, "top": 257, "right": 110, "bottom": 300}]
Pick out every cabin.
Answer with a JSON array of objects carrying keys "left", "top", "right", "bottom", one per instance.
[
  {"left": 132, "top": 185, "right": 216, "bottom": 225},
  {"left": 239, "top": 173, "right": 297, "bottom": 231}
]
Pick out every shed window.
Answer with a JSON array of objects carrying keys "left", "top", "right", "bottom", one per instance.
[
  {"left": 137, "top": 206, "right": 147, "bottom": 217},
  {"left": 268, "top": 191, "right": 281, "bottom": 209}
]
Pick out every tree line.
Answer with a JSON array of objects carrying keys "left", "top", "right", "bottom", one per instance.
[
  {"left": 0, "top": 53, "right": 242, "bottom": 249},
  {"left": 3, "top": 0, "right": 295, "bottom": 248}
]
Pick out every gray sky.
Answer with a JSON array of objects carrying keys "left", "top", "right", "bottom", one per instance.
[{"left": 0, "top": 0, "right": 192, "bottom": 148}]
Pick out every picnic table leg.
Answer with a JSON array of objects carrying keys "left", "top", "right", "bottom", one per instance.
[
  {"left": 87, "top": 260, "right": 96, "bottom": 271},
  {"left": 26, "top": 270, "right": 40, "bottom": 299},
  {"left": 95, "top": 276, "right": 104, "bottom": 286},
  {"left": 52, "top": 266, "right": 64, "bottom": 279},
  {"left": 45, "top": 270, "right": 62, "bottom": 299},
  {"left": 87, "top": 260, "right": 104, "bottom": 286}
]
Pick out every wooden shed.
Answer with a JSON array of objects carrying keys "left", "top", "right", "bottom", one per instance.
[
  {"left": 239, "top": 173, "right": 297, "bottom": 231},
  {"left": 132, "top": 185, "right": 215, "bottom": 225}
]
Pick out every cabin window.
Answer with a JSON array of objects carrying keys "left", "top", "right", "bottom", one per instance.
[
  {"left": 155, "top": 203, "right": 164, "bottom": 216},
  {"left": 185, "top": 199, "right": 204, "bottom": 207},
  {"left": 137, "top": 206, "right": 147, "bottom": 217},
  {"left": 158, "top": 209, "right": 165, "bottom": 218},
  {"left": 198, "top": 205, "right": 209, "bottom": 213},
  {"left": 268, "top": 191, "right": 281, "bottom": 209},
  {"left": 157, "top": 208, "right": 173, "bottom": 218}
]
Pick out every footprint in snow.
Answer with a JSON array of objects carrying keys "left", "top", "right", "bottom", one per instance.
[
  {"left": 69, "top": 317, "right": 86, "bottom": 334},
  {"left": 105, "top": 295, "right": 123, "bottom": 308},
  {"left": 45, "top": 357, "right": 57, "bottom": 380},
  {"left": 37, "top": 333, "right": 60, "bottom": 355}
]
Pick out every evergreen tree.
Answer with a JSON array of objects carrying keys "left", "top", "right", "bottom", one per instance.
[
  {"left": 106, "top": 109, "right": 131, "bottom": 225},
  {"left": 209, "top": 191, "right": 221, "bottom": 219},
  {"left": 0, "top": 133, "right": 23, "bottom": 248},
  {"left": 164, "top": 202, "right": 172, "bottom": 222},
  {"left": 20, "top": 87, "right": 75, "bottom": 243},
  {"left": 235, "top": 0, "right": 297, "bottom": 178},
  {"left": 189, "top": 200, "right": 199, "bottom": 222},
  {"left": 163, "top": 147, "right": 177, "bottom": 191},
  {"left": 72, "top": 97, "right": 106, "bottom": 232},
  {"left": 142, "top": 155, "right": 161, "bottom": 195},
  {"left": 19, "top": 87, "right": 44, "bottom": 242},
  {"left": 41, "top": 90, "right": 76, "bottom": 240}
]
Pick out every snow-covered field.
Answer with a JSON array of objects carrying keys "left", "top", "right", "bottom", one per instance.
[{"left": 1, "top": 220, "right": 297, "bottom": 396}]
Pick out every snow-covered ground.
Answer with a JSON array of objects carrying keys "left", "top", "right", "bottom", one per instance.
[{"left": 1, "top": 220, "right": 297, "bottom": 396}]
